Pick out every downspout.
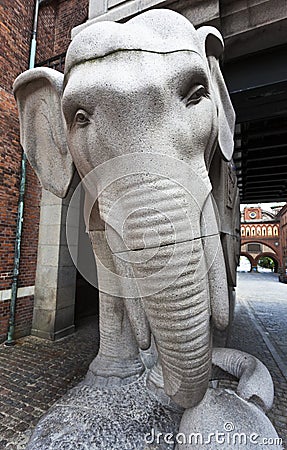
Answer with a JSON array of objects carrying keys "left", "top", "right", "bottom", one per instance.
[{"left": 5, "top": 0, "right": 41, "bottom": 346}]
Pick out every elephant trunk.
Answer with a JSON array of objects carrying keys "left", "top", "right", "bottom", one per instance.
[
  {"left": 212, "top": 348, "right": 274, "bottom": 412},
  {"left": 100, "top": 173, "right": 212, "bottom": 409},
  {"left": 142, "top": 239, "right": 211, "bottom": 409}
]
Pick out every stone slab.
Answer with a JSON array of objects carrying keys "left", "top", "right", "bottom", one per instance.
[{"left": 26, "top": 375, "right": 182, "bottom": 450}]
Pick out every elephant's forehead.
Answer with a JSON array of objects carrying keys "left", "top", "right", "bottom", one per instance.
[
  {"left": 65, "top": 9, "right": 202, "bottom": 74},
  {"left": 63, "top": 51, "right": 207, "bottom": 99}
]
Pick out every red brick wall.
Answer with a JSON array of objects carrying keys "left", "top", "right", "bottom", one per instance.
[
  {"left": 0, "top": 0, "right": 40, "bottom": 342},
  {"left": 1, "top": 0, "right": 35, "bottom": 288},
  {"left": 14, "top": 295, "right": 34, "bottom": 339},
  {"left": 279, "top": 204, "right": 287, "bottom": 276},
  {"left": 0, "top": 300, "right": 10, "bottom": 343},
  {"left": 36, "top": 0, "right": 89, "bottom": 65},
  {"left": 18, "top": 164, "right": 41, "bottom": 288},
  {"left": 1, "top": 1, "right": 34, "bottom": 91},
  {"left": 53, "top": 0, "right": 88, "bottom": 56},
  {"left": 0, "top": 296, "right": 33, "bottom": 343},
  {"left": 0, "top": 0, "right": 88, "bottom": 343},
  {"left": 36, "top": 1, "right": 57, "bottom": 62},
  {"left": 0, "top": 89, "right": 20, "bottom": 290}
]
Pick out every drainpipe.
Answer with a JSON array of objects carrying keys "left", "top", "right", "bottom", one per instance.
[{"left": 5, "top": 0, "right": 42, "bottom": 346}]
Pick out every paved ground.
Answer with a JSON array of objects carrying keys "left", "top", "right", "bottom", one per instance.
[
  {"left": 229, "top": 272, "right": 287, "bottom": 448},
  {"left": 0, "top": 317, "right": 99, "bottom": 449},
  {"left": 0, "top": 272, "right": 286, "bottom": 449}
]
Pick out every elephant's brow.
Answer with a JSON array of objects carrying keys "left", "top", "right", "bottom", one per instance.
[{"left": 63, "top": 48, "right": 202, "bottom": 89}]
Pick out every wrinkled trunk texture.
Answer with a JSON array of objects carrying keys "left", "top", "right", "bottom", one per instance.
[
  {"left": 99, "top": 174, "right": 212, "bottom": 409},
  {"left": 212, "top": 348, "right": 274, "bottom": 412},
  {"left": 141, "top": 240, "right": 211, "bottom": 409}
]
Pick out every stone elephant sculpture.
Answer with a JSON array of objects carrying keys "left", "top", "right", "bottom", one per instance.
[{"left": 13, "top": 9, "right": 278, "bottom": 449}]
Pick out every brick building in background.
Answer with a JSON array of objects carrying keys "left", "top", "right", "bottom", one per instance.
[
  {"left": 0, "top": 0, "right": 89, "bottom": 343},
  {"left": 1, "top": 0, "right": 287, "bottom": 343},
  {"left": 277, "top": 204, "right": 287, "bottom": 282},
  {"left": 240, "top": 205, "right": 283, "bottom": 273}
]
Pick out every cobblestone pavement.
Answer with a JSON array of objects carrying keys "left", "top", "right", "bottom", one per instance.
[
  {"left": 229, "top": 271, "right": 287, "bottom": 448},
  {"left": 0, "top": 272, "right": 286, "bottom": 449},
  {"left": 0, "top": 317, "right": 99, "bottom": 449}
]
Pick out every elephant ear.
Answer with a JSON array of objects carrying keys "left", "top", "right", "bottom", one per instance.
[
  {"left": 13, "top": 67, "right": 74, "bottom": 198},
  {"left": 197, "top": 26, "right": 235, "bottom": 162}
]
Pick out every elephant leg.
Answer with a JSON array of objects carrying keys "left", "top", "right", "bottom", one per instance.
[
  {"left": 86, "top": 230, "right": 145, "bottom": 387},
  {"left": 86, "top": 291, "right": 144, "bottom": 386}
]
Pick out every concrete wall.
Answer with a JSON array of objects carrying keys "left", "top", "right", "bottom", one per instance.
[
  {"left": 80, "top": 0, "right": 287, "bottom": 59},
  {"left": 75, "top": 0, "right": 221, "bottom": 36}
]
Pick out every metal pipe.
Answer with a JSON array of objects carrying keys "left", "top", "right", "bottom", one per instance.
[{"left": 5, "top": 0, "right": 41, "bottom": 346}]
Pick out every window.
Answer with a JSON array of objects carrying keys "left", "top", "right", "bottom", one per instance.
[
  {"left": 248, "top": 243, "right": 261, "bottom": 253},
  {"left": 257, "top": 227, "right": 261, "bottom": 236},
  {"left": 268, "top": 226, "right": 272, "bottom": 236},
  {"left": 262, "top": 227, "right": 266, "bottom": 236}
]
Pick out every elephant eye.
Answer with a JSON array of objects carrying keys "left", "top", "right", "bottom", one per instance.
[
  {"left": 185, "top": 85, "right": 208, "bottom": 107},
  {"left": 75, "top": 110, "right": 90, "bottom": 126}
]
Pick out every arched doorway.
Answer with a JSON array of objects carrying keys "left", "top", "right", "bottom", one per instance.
[
  {"left": 256, "top": 253, "right": 279, "bottom": 273},
  {"left": 240, "top": 241, "right": 280, "bottom": 273},
  {"left": 238, "top": 254, "right": 253, "bottom": 272}
]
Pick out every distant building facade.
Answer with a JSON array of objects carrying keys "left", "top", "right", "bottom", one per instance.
[
  {"left": 240, "top": 205, "right": 286, "bottom": 277},
  {"left": 277, "top": 204, "right": 287, "bottom": 282}
]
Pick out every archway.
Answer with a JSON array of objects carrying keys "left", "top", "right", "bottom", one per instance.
[
  {"left": 255, "top": 253, "right": 279, "bottom": 273},
  {"left": 238, "top": 253, "right": 253, "bottom": 272}
]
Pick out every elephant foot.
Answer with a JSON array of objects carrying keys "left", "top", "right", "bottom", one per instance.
[
  {"left": 26, "top": 373, "right": 183, "bottom": 450},
  {"left": 85, "top": 354, "right": 145, "bottom": 387},
  {"left": 176, "top": 387, "right": 282, "bottom": 449}
]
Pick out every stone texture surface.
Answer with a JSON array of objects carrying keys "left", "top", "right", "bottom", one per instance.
[
  {"left": 26, "top": 376, "right": 182, "bottom": 450},
  {"left": 0, "top": 273, "right": 286, "bottom": 449},
  {"left": 79, "top": 0, "right": 220, "bottom": 35},
  {"left": 212, "top": 347, "right": 274, "bottom": 412},
  {"left": 178, "top": 388, "right": 281, "bottom": 449},
  {"left": 0, "top": 317, "right": 99, "bottom": 450},
  {"left": 32, "top": 179, "right": 79, "bottom": 341},
  {"left": 26, "top": 346, "right": 281, "bottom": 450}
]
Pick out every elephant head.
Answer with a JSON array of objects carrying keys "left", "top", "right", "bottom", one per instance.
[{"left": 13, "top": 10, "right": 236, "bottom": 409}]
